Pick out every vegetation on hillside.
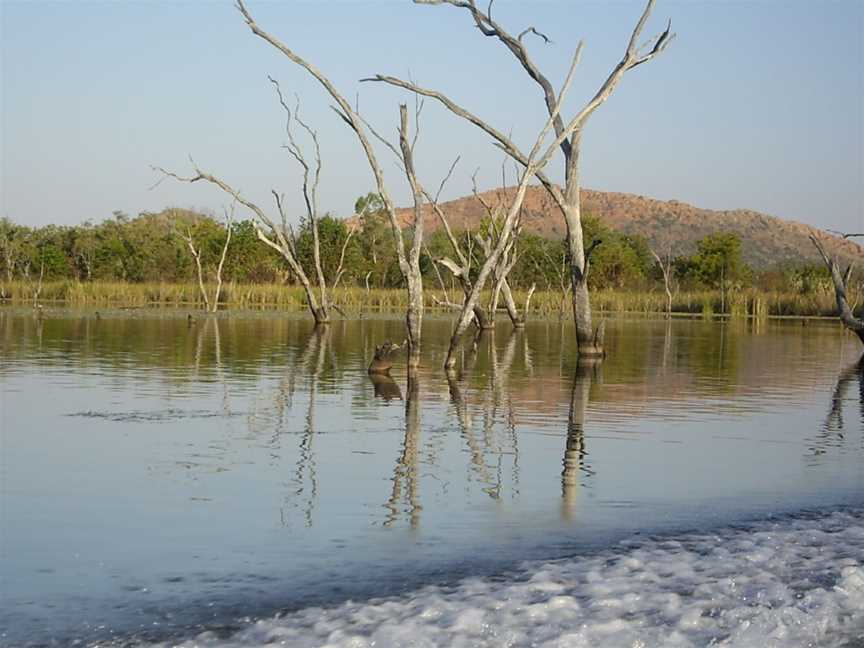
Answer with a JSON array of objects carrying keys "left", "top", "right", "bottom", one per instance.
[{"left": 1, "top": 201, "right": 838, "bottom": 303}]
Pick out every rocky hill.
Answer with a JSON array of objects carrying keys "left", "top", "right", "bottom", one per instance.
[{"left": 382, "top": 186, "right": 863, "bottom": 269}]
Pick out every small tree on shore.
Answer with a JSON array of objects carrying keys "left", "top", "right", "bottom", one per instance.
[
  {"left": 155, "top": 81, "right": 355, "bottom": 326},
  {"left": 173, "top": 207, "right": 233, "bottom": 313},
  {"left": 651, "top": 245, "right": 674, "bottom": 317}
]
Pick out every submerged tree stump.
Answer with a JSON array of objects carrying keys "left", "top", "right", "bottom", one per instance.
[{"left": 368, "top": 340, "right": 406, "bottom": 374}]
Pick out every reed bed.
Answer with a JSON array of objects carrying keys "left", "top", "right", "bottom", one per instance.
[{"left": 0, "top": 279, "right": 848, "bottom": 319}]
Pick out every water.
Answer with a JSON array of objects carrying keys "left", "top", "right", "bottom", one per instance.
[{"left": 1, "top": 309, "right": 863, "bottom": 646}]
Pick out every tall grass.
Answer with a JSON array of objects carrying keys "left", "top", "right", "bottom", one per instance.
[{"left": 0, "top": 279, "right": 849, "bottom": 319}]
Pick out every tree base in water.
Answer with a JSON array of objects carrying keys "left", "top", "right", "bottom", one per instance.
[
  {"left": 368, "top": 340, "right": 406, "bottom": 374},
  {"left": 577, "top": 346, "right": 605, "bottom": 359}
]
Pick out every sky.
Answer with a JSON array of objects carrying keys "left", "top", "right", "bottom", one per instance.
[{"left": 1, "top": 0, "right": 862, "bottom": 234}]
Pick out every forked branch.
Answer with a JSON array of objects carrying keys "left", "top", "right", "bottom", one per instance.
[{"left": 810, "top": 234, "right": 864, "bottom": 343}]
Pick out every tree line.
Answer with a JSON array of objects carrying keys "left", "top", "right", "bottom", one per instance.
[
  {"left": 0, "top": 207, "right": 832, "bottom": 296},
  {"left": 9, "top": 0, "right": 853, "bottom": 367}
]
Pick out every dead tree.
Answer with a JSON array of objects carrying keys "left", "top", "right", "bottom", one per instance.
[
  {"left": 155, "top": 86, "right": 353, "bottom": 326},
  {"left": 174, "top": 206, "right": 233, "bottom": 313},
  {"left": 428, "top": 160, "right": 532, "bottom": 329},
  {"left": 426, "top": 171, "right": 499, "bottom": 329},
  {"left": 650, "top": 246, "right": 673, "bottom": 317},
  {"left": 433, "top": 45, "right": 593, "bottom": 371},
  {"left": 367, "top": 0, "right": 674, "bottom": 358},
  {"left": 235, "top": 0, "right": 425, "bottom": 366},
  {"left": 32, "top": 259, "right": 44, "bottom": 308},
  {"left": 271, "top": 79, "right": 351, "bottom": 323},
  {"left": 810, "top": 234, "right": 864, "bottom": 344},
  {"left": 471, "top": 175, "right": 535, "bottom": 327}
]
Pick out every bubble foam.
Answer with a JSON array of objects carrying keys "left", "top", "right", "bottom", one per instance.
[{"left": 149, "top": 509, "right": 864, "bottom": 648}]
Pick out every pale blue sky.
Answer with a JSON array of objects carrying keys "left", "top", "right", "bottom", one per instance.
[{"left": 2, "top": 0, "right": 862, "bottom": 233}]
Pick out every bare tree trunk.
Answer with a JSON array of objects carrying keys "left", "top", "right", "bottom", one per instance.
[
  {"left": 374, "top": 0, "right": 673, "bottom": 359},
  {"left": 3, "top": 247, "right": 11, "bottom": 283},
  {"left": 174, "top": 207, "right": 233, "bottom": 313},
  {"left": 811, "top": 234, "right": 864, "bottom": 344},
  {"left": 269, "top": 81, "right": 332, "bottom": 326},
  {"left": 32, "top": 260, "right": 44, "bottom": 308},
  {"left": 179, "top": 227, "right": 211, "bottom": 311},
  {"left": 651, "top": 246, "right": 673, "bottom": 317},
  {"left": 442, "top": 55, "right": 587, "bottom": 371},
  {"left": 211, "top": 209, "right": 233, "bottom": 312},
  {"left": 236, "top": 0, "right": 423, "bottom": 355},
  {"left": 499, "top": 281, "right": 526, "bottom": 327},
  {"left": 155, "top": 166, "right": 326, "bottom": 325},
  {"left": 397, "top": 104, "right": 427, "bottom": 367},
  {"left": 562, "top": 137, "right": 606, "bottom": 357}
]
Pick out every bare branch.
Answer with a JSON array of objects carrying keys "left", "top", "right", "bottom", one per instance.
[
  {"left": 154, "top": 163, "right": 323, "bottom": 319},
  {"left": 631, "top": 19, "right": 675, "bottom": 68},
  {"left": 413, "top": 0, "right": 567, "bottom": 151},
  {"left": 517, "top": 26, "right": 552, "bottom": 44},
  {"left": 827, "top": 229, "right": 864, "bottom": 240},
  {"left": 424, "top": 242, "right": 451, "bottom": 304},
  {"left": 236, "top": 0, "right": 410, "bottom": 279},
  {"left": 435, "top": 256, "right": 465, "bottom": 278},
  {"left": 398, "top": 103, "right": 426, "bottom": 269},
  {"left": 810, "top": 234, "right": 864, "bottom": 342},
  {"left": 332, "top": 226, "right": 357, "bottom": 290},
  {"left": 212, "top": 202, "right": 234, "bottom": 312},
  {"left": 355, "top": 110, "right": 404, "bottom": 165},
  {"left": 431, "top": 295, "right": 466, "bottom": 311},
  {"left": 360, "top": 74, "right": 566, "bottom": 210},
  {"left": 626, "top": 0, "right": 656, "bottom": 56},
  {"left": 435, "top": 156, "right": 461, "bottom": 203}
]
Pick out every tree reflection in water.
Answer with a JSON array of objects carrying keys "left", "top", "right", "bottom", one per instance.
[
  {"left": 562, "top": 359, "right": 599, "bottom": 520},
  {"left": 248, "top": 325, "right": 331, "bottom": 528},
  {"left": 447, "top": 329, "right": 517, "bottom": 502},
  {"left": 379, "top": 327, "right": 530, "bottom": 528},
  {"left": 382, "top": 368, "right": 422, "bottom": 528},
  {"left": 809, "top": 355, "right": 864, "bottom": 459}
]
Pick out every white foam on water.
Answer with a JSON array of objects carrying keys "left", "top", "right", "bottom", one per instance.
[{"left": 149, "top": 510, "right": 864, "bottom": 648}]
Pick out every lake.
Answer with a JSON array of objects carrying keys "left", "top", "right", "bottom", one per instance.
[{"left": 2, "top": 309, "right": 864, "bottom": 647}]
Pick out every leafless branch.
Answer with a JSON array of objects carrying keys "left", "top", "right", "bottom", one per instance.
[
  {"left": 236, "top": 0, "right": 410, "bottom": 277},
  {"left": 153, "top": 163, "right": 327, "bottom": 321},
  {"left": 517, "top": 26, "right": 551, "bottom": 44},
  {"left": 827, "top": 229, "right": 864, "bottom": 240},
  {"left": 810, "top": 234, "right": 864, "bottom": 343},
  {"left": 360, "top": 73, "right": 566, "bottom": 211},
  {"left": 332, "top": 226, "right": 357, "bottom": 291}
]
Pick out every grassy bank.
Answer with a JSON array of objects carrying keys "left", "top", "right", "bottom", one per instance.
[{"left": 0, "top": 279, "right": 848, "bottom": 319}]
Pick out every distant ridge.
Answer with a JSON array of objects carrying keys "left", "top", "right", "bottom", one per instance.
[{"left": 376, "top": 186, "right": 863, "bottom": 269}]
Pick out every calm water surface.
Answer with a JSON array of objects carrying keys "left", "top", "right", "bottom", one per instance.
[{"left": 1, "top": 309, "right": 863, "bottom": 646}]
